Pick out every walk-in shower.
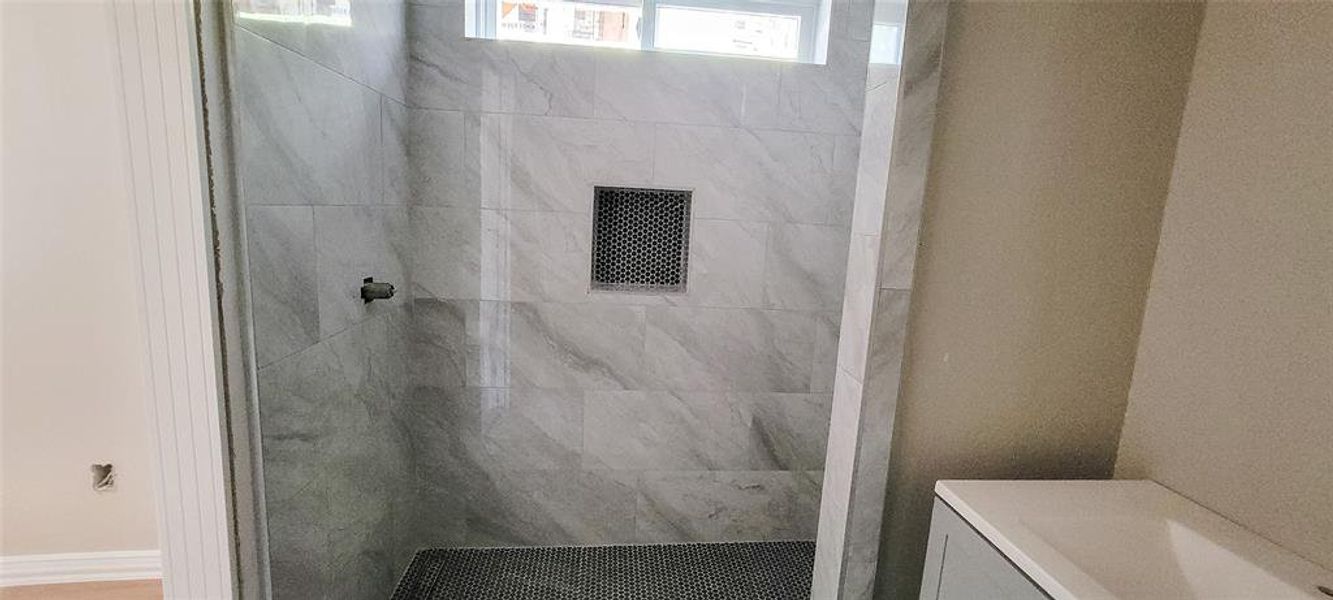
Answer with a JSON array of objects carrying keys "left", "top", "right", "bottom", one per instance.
[{"left": 225, "top": 0, "right": 912, "bottom": 596}]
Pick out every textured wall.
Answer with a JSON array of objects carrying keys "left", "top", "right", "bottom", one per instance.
[
  {"left": 401, "top": 0, "right": 872, "bottom": 548},
  {"left": 1115, "top": 1, "right": 1333, "bottom": 572},
  {"left": 872, "top": 2, "right": 1203, "bottom": 598}
]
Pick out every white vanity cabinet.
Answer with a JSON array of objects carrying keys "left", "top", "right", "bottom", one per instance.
[{"left": 919, "top": 498, "right": 1050, "bottom": 600}]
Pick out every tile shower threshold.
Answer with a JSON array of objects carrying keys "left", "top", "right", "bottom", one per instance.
[{"left": 390, "top": 540, "right": 815, "bottom": 599}]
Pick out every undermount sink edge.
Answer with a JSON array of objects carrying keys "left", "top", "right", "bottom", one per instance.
[{"left": 934, "top": 480, "right": 1333, "bottom": 600}]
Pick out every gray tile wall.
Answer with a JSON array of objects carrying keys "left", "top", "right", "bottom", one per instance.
[
  {"left": 233, "top": 15, "right": 415, "bottom": 597},
  {"left": 808, "top": 1, "right": 939, "bottom": 598},
  {"left": 402, "top": 0, "right": 872, "bottom": 548},
  {"left": 235, "top": 0, "right": 872, "bottom": 594}
]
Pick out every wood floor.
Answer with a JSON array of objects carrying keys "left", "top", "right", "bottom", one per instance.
[{"left": 0, "top": 580, "right": 162, "bottom": 600}]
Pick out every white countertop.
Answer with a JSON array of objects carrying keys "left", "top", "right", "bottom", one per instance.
[{"left": 935, "top": 480, "right": 1333, "bottom": 600}]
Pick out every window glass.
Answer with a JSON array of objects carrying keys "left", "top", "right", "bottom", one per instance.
[
  {"left": 235, "top": 0, "right": 352, "bottom": 26},
  {"left": 653, "top": 6, "right": 801, "bottom": 60},
  {"left": 469, "top": 0, "right": 828, "bottom": 63}
]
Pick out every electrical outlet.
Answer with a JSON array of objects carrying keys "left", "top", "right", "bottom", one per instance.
[{"left": 91, "top": 463, "right": 115, "bottom": 491}]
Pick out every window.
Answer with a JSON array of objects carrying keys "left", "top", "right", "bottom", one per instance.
[
  {"left": 235, "top": 0, "right": 353, "bottom": 27},
  {"left": 468, "top": 0, "right": 828, "bottom": 63}
]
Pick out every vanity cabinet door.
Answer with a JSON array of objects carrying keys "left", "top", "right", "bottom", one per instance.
[{"left": 919, "top": 498, "right": 1050, "bottom": 600}]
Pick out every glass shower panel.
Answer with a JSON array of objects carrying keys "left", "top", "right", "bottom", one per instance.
[{"left": 228, "top": 0, "right": 883, "bottom": 595}]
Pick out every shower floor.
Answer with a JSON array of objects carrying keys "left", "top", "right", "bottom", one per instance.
[{"left": 390, "top": 540, "right": 815, "bottom": 600}]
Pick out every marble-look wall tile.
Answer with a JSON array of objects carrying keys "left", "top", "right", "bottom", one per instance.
[
  {"left": 654, "top": 125, "right": 846, "bottom": 225},
  {"left": 451, "top": 469, "right": 638, "bottom": 547},
  {"left": 764, "top": 223, "right": 852, "bottom": 311},
  {"left": 811, "top": 367, "right": 863, "bottom": 596},
  {"left": 388, "top": 106, "right": 474, "bottom": 207},
  {"left": 481, "top": 210, "right": 591, "bottom": 303},
  {"left": 811, "top": 311, "right": 842, "bottom": 393},
  {"left": 742, "top": 393, "right": 835, "bottom": 470},
  {"left": 851, "top": 69, "right": 902, "bottom": 237},
  {"left": 479, "top": 115, "right": 654, "bottom": 213},
  {"left": 594, "top": 51, "right": 780, "bottom": 127},
  {"left": 410, "top": 205, "right": 482, "bottom": 299},
  {"left": 235, "top": 0, "right": 408, "bottom": 101},
  {"left": 407, "top": 3, "right": 596, "bottom": 116},
  {"left": 503, "top": 302, "right": 648, "bottom": 390},
  {"left": 382, "top": 99, "right": 412, "bottom": 205},
  {"left": 314, "top": 206, "right": 410, "bottom": 338},
  {"left": 410, "top": 298, "right": 477, "bottom": 389},
  {"left": 680, "top": 219, "right": 768, "bottom": 308},
  {"left": 835, "top": 234, "right": 882, "bottom": 382},
  {"left": 235, "top": 29, "right": 384, "bottom": 207},
  {"left": 843, "top": 289, "right": 910, "bottom": 562},
  {"left": 412, "top": 386, "right": 583, "bottom": 472},
  {"left": 875, "top": 0, "right": 944, "bottom": 291},
  {"left": 247, "top": 206, "right": 319, "bottom": 367},
  {"left": 644, "top": 307, "right": 817, "bottom": 392},
  {"left": 745, "top": 37, "right": 872, "bottom": 135},
  {"left": 583, "top": 392, "right": 831, "bottom": 471},
  {"left": 636, "top": 471, "right": 822, "bottom": 542},
  {"left": 258, "top": 311, "right": 410, "bottom": 596}
]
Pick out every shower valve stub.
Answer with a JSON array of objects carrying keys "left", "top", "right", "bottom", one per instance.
[{"left": 361, "top": 278, "right": 395, "bottom": 303}]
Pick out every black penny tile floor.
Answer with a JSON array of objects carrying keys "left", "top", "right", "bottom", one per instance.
[{"left": 390, "top": 541, "right": 815, "bottom": 600}]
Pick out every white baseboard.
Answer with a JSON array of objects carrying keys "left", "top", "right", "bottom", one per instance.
[{"left": 0, "top": 550, "right": 162, "bottom": 587}]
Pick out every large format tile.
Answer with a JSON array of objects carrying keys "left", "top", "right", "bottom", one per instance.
[
  {"left": 478, "top": 115, "right": 654, "bottom": 213},
  {"left": 407, "top": 4, "right": 596, "bottom": 116},
  {"left": 744, "top": 36, "right": 872, "bottom": 135},
  {"left": 480, "top": 210, "right": 592, "bottom": 303},
  {"left": 764, "top": 223, "right": 852, "bottom": 311},
  {"left": 644, "top": 307, "right": 818, "bottom": 392},
  {"left": 445, "top": 469, "right": 639, "bottom": 547},
  {"left": 411, "top": 386, "right": 583, "bottom": 472},
  {"left": 410, "top": 298, "right": 478, "bottom": 389},
  {"left": 594, "top": 51, "right": 780, "bottom": 127},
  {"left": 407, "top": 298, "right": 527, "bottom": 389},
  {"left": 234, "top": 29, "right": 383, "bottom": 207},
  {"left": 582, "top": 391, "right": 830, "bottom": 471},
  {"left": 388, "top": 106, "right": 474, "bottom": 207},
  {"left": 653, "top": 125, "right": 846, "bottom": 225},
  {"left": 583, "top": 391, "right": 743, "bottom": 471},
  {"left": 681, "top": 219, "right": 768, "bottom": 308},
  {"left": 258, "top": 312, "right": 409, "bottom": 597},
  {"left": 234, "top": 0, "right": 408, "bottom": 101},
  {"left": 314, "top": 206, "right": 409, "bottom": 338},
  {"left": 499, "top": 301, "right": 649, "bottom": 390},
  {"left": 247, "top": 205, "right": 319, "bottom": 366},
  {"left": 410, "top": 205, "right": 483, "bottom": 300},
  {"left": 636, "top": 471, "right": 822, "bottom": 542}
]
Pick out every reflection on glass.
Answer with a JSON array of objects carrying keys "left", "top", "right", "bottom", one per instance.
[
  {"left": 495, "top": 0, "right": 642, "bottom": 49},
  {"left": 868, "top": 23, "right": 901, "bottom": 65},
  {"left": 235, "top": 0, "right": 353, "bottom": 27},
  {"left": 654, "top": 6, "right": 801, "bottom": 60},
  {"left": 470, "top": 0, "right": 827, "bottom": 63}
]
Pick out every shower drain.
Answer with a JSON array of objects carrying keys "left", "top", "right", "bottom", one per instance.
[{"left": 390, "top": 540, "right": 814, "bottom": 600}]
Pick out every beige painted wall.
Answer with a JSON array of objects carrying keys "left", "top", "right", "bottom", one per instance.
[
  {"left": 1115, "top": 2, "right": 1333, "bottom": 572},
  {"left": 1, "top": 1, "right": 159, "bottom": 555},
  {"left": 874, "top": 2, "right": 1203, "bottom": 597}
]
